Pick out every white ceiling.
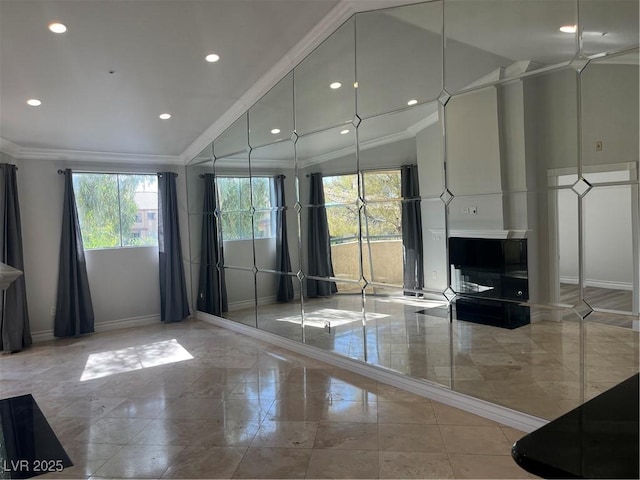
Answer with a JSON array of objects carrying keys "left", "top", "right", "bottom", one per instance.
[{"left": 0, "top": 0, "right": 339, "bottom": 158}]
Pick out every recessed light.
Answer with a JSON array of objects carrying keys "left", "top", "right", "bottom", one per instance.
[
  {"left": 205, "top": 53, "right": 220, "bottom": 63},
  {"left": 48, "top": 22, "right": 67, "bottom": 34},
  {"left": 26, "top": 98, "right": 42, "bottom": 107},
  {"left": 407, "top": 99, "right": 418, "bottom": 106},
  {"left": 270, "top": 128, "right": 281, "bottom": 134},
  {"left": 330, "top": 82, "right": 342, "bottom": 90},
  {"left": 340, "top": 129, "right": 350, "bottom": 135},
  {"left": 159, "top": 113, "right": 171, "bottom": 120},
  {"left": 353, "top": 82, "right": 359, "bottom": 88},
  {"left": 560, "top": 25, "right": 577, "bottom": 33}
]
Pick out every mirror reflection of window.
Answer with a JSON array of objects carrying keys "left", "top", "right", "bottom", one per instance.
[
  {"left": 217, "top": 176, "right": 275, "bottom": 241},
  {"left": 322, "top": 170, "right": 403, "bottom": 286}
]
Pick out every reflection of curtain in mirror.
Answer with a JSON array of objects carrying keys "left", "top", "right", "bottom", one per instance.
[
  {"left": 54, "top": 169, "right": 95, "bottom": 336},
  {"left": 197, "top": 174, "right": 228, "bottom": 315},
  {"left": 0, "top": 164, "right": 31, "bottom": 351},
  {"left": 307, "top": 173, "right": 337, "bottom": 297},
  {"left": 401, "top": 165, "right": 424, "bottom": 295},
  {"left": 274, "top": 175, "right": 294, "bottom": 301},
  {"left": 158, "top": 172, "right": 190, "bottom": 323}
]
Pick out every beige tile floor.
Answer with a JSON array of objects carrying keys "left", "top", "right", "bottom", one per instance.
[
  {"left": 0, "top": 319, "right": 537, "bottom": 479},
  {"left": 226, "top": 292, "right": 639, "bottom": 420}
]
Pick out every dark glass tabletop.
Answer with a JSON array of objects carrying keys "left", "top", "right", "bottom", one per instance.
[
  {"left": 512, "top": 373, "right": 639, "bottom": 479},
  {"left": 0, "top": 394, "right": 72, "bottom": 479}
]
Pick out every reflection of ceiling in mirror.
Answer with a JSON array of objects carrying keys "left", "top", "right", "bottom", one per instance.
[
  {"left": 390, "top": 0, "right": 637, "bottom": 66},
  {"left": 205, "top": 0, "right": 637, "bottom": 168},
  {"left": 295, "top": 103, "right": 439, "bottom": 168},
  {"left": 224, "top": 102, "right": 440, "bottom": 169}
]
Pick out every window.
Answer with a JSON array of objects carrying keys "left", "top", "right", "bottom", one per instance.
[
  {"left": 147, "top": 212, "right": 156, "bottom": 220},
  {"left": 322, "top": 170, "right": 401, "bottom": 245},
  {"left": 73, "top": 173, "right": 158, "bottom": 249},
  {"left": 217, "top": 176, "right": 274, "bottom": 240}
]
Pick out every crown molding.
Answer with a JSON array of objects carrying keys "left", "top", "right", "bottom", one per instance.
[
  {"left": 0, "top": 138, "right": 183, "bottom": 165},
  {"left": 0, "top": 138, "right": 21, "bottom": 158},
  {"left": 407, "top": 111, "right": 440, "bottom": 135},
  {"left": 180, "top": 0, "right": 423, "bottom": 166}
]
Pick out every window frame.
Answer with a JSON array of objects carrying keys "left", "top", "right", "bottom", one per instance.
[
  {"left": 216, "top": 175, "right": 276, "bottom": 242},
  {"left": 322, "top": 169, "right": 402, "bottom": 245},
  {"left": 72, "top": 172, "right": 159, "bottom": 251}
]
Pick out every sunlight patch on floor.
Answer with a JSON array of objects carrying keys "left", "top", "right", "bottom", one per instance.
[
  {"left": 275, "top": 308, "right": 389, "bottom": 328},
  {"left": 80, "top": 339, "right": 193, "bottom": 381}
]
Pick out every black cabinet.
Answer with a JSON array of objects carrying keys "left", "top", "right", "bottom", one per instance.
[{"left": 449, "top": 237, "right": 530, "bottom": 329}]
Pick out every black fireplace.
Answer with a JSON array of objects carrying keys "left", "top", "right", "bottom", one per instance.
[{"left": 449, "top": 237, "right": 530, "bottom": 329}]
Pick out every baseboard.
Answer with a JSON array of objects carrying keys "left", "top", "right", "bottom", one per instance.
[
  {"left": 31, "top": 314, "right": 160, "bottom": 343},
  {"left": 228, "top": 294, "right": 300, "bottom": 311},
  {"left": 560, "top": 277, "right": 633, "bottom": 291},
  {"left": 198, "top": 311, "right": 547, "bottom": 433}
]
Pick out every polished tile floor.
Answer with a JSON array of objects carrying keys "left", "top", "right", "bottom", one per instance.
[
  {"left": 0, "top": 320, "right": 535, "bottom": 479},
  {"left": 226, "top": 292, "right": 639, "bottom": 420}
]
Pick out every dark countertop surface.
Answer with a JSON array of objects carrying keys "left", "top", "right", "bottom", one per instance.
[
  {"left": 0, "top": 394, "right": 72, "bottom": 479},
  {"left": 512, "top": 373, "right": 639, "bottom": 479}
]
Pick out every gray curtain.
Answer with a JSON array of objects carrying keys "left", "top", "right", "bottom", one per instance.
[
  {"left": 274, "top": 175, "right": 294, "bottom": 302},
  {"left": 0, "top": 164, "right": 31, "bottom": 352},
  {"left": 54, "top": 169, "right": 95, "bottom": 337},
  {"left": 306, "top": 173, "right": 337, "bottom": 297},
  {"left": 197, "top": 173, "right": 228, "bottom": 315},
  {"left": 401, "top": 164, "right": 424, "bottom": 294},
  {"left": 158, "top": 172, "right": 190, "bottom": 323}
]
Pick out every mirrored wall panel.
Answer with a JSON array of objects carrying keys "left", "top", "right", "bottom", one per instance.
[
  {"left": 186, "top": 0, "right": 639, "bottom": 421},
  {"left": 249, "top": 72, "right": 294, "bottom": 148},
  {"left": 443, "top": 0, "right": 578, "bottom": 94},
  {"left": 294, "top": 18, "right": 355, "bottom": 136},
  {"left": 583, "top": 184, "right": 637, "bottom": 314},
  {"left": 579, "top": 0, "right": 639, "bottom": 57},
  {"left": 303, "top": 282, "right": 366, "bottom": 362},
  {"left": 580, "top": 49, "right": 639, "bottom": 184},
  {"left": 355, "top": 1, "right": 442, "bottom": 118}
]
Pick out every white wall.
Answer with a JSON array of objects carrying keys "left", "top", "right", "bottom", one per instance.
[{"left": 17, "top": 158, "right": 189, "bottom": 338}]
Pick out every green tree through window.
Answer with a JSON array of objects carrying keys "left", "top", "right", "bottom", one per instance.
[
  {"left": 322, "top": 170, "right": 402, "bottom": 243},
  {"left": 73, "top": 173, "right": 158, "bottom": 249},
  {"left": 217, "top": 177, "right": 273, "bottom": 240}
]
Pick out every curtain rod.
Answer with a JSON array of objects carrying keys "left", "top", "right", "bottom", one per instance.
[
  {"left": 0, "top": 164, "right": 18, "bottom": 170},
  {"left": 57, "top": 169, "right": 177, "bottom": 177}
]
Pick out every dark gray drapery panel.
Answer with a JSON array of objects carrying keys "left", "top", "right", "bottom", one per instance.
[
  {"left": 197, "top": 173, "right": 228, "bottom": 315},
  {"left": 0, "top": 164, "right": 32, "bottom": 352},
  {"left": 54, "top": 169, "right": 95, "bottom": 337},
  {"left": 401, "top": 164, "right": 424, "bottom": 294},
  {"left": 158, "top": 172, "right": 190, "bottom": 323},
  {"left": 306, "top": 173, "right": 337, "bottom": 297},
  {"left": 274, "top": 175, "right": 294, "bottom": 302}
]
